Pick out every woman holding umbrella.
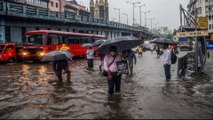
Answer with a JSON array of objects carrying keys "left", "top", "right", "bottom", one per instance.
[
  {"left": 98, "top": 36, "right": 142, "bottom": 95},
  {"left": 104, "top": 46, "right": 122, "bottom": 95}
]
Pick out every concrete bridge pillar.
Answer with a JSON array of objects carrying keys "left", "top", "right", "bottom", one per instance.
[
  {"left": 0, "top": 19, "right": 5, "bottom": 43},
  {"left": 118, "top": 32, "right": 122, "bottom": 37},
  {"left": 102, "top": 31, "right": 106, "bottom": 38},
  {"left": 112, "top": 32, "right": 116, "bottom": 39},
  {"left": 88, "top": 30, "right": 92, "bottom": 34},
  {"left": 98, "top": 30, "right": 102, "bottom": 35},
  {"left": 115, "top": 32, "right": 117, "bottom": 38}
]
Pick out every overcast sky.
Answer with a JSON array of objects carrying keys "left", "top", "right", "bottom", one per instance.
[{"left": 76, "top": 0, "right": 189, "bottom": 30}]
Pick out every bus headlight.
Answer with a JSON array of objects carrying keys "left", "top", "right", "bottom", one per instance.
[
  {"left": 0, "top": 55, "right": 2, "bottom": 58},
  {"left": 40, "top": 52, "right": 45, "bottom": 56},
  {"left": 23, "top": 52, "right": 28, "bottom": 56}
]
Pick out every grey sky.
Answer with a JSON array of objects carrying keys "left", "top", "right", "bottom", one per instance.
[{"left": 76, "top": 0, "right": 189, "bottom": 30}]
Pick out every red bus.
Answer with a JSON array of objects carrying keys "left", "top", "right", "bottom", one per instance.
[{"left": 21, "top": 30, "right": 106, "bottom": 62}]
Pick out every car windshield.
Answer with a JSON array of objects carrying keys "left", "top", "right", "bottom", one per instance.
[
  {"left": 25, "top": 34, "right": 46, "bottom": 46},
  {"left": 0, "top": 45, "right": 5, "bottom": 52}
]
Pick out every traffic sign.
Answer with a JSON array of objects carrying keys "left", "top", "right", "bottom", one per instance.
[{"left": 176, "top": 31, "right": 208, "bottom": 38}]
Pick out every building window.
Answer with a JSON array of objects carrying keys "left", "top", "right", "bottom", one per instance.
[
  {"left": 56, "top": 3, "right": 59, "bottom": 8},
  {"left": 209, "top": 24, "right": 211, "bottom": 29},
  {"left": 51, "top": 2, "right": 54, "bottom": 7},
  {"left": 197, "top": 7, "right": 202, "bottom": 14}
]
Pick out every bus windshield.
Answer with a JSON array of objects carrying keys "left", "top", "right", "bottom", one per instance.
[
  {"left": 25, "top": 34, "right": 46, "bottom": 46},
  {"left": 0, "top": 45, "right": 5, "bottom": 52}
]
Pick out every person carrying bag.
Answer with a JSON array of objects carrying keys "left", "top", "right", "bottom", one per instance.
[
  {"left": 103, "top": 46, "right": 122, "bottom": 95},
  {"left": 103, "top": 56, "right": 116, "bottom": 76}
]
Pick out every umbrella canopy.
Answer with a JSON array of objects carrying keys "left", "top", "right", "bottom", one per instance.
[
  {"left": 41, "top": 50, "right": 73, "bottom": 62},
  {"left": 97, "top": 36, "right": 142, "bottom": 53},
  {"left": 150, "top": 38, "right": 179, "bottom": 45},
  {"left": 82, "top": 43, "right": 93, "bottom": 47},
  {"left": 92, "top": 39, "right": 106, "bottom": 46}
]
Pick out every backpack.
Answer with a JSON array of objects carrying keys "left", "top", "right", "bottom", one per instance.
[{"left": 171, "top": 51, "right": 177, "bottom": 64}]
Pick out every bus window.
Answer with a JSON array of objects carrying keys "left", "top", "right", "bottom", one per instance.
[
  {"left": 58, "top": 35, "right": 63, "bottom": 44},
  {"left": 25, "top": 34, "right": 46, "bottom": 45},
  {"left": 5, "top": 45, "right": 13, "bottom": 52},
  {"left": 48, "top": 34, "right": 63, "bottom": 45},
  {"left": 63, "top": 35, "right": 69, "bottom": 44}
]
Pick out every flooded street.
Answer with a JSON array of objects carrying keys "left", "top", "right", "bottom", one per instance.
[{"left": 0, "top": 51, "right": 212, "bottom": 119}]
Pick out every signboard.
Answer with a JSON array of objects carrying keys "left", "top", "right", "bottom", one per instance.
[
  {"left": 176, "top": 31, "right": 208, "bottom": 38},
  {"left": 116, "top": 60, "right": 129, "bottom": 74},
  {"left": 198, "top": 17, "right": 208, "bottom": 29},
  {"left": 210, "top": 34, "right": 213, "bottom": 41}
]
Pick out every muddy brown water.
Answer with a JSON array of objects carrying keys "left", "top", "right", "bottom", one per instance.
[{"left": 0, "top": 52, "right": 212, "bottom": 119}]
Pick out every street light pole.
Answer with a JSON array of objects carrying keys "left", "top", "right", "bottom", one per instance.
[
  {"left": 122, "top": 13, "right": 128, "bottom": 25},
  {"left": 144, "top": 10, "right": 150, "bottom": 27},
  {"left": 127, "top": 1, "right": 141, "bottom": 26},
  {"left": 150, "top": 18, "right": 155, "bottom": 32},
  {"left": 136, "top": 4, "right": 145, "bottom": 26},
  {"left": 114, "top": 8, "right": 120, "bottom": 23}
]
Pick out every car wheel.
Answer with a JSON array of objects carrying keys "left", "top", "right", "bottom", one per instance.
[{"left": 8, "top": 58, "right": 16, "bottom": 63}]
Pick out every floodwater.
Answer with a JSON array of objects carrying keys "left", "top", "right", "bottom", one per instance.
[{"left": 0, "top": 52, "right": 212, "bottom": 119}]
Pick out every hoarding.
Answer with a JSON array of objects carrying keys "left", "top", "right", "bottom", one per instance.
[{"left": 176, "top": 31, "right": 208, "bottom": 38}]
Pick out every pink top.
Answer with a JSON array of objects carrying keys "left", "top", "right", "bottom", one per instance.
[{"left": 104, "top": 54, "right": 122, "bottom": 73}]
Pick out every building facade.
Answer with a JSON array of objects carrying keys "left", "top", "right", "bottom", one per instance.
[
  {"left": 6, "top": 0, "right": 49, "bottom": 8},
  {"left": 187, "top": 0, "right": 213, "bottom": 33},
  {"left": 64, "top": 0, "right": 90, "bottom": 16},
  {"left": 90, "top": 0, "right": 109, "bottom": 20}
]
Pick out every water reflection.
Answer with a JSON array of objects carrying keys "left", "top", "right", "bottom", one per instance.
[{"left": 0, "top": 52, "right": 212, "bottom": 119}]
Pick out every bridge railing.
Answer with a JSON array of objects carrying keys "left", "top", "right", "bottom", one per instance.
[{"left": 0, "top": 1, "right": 151, "bottom": 33}]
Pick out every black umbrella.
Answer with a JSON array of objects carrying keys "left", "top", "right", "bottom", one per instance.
[
  {"left": 82, "top": 43, "right": 93, "bottom": 47},
  {"left": 97, "top": 36, "right": 142, "bottom": 53},
  {"left": 150, "top": 38, "right": 178, "bottom": 45},
  {"left": 41, "top": 50, "right": 73, "bottom": 62}
]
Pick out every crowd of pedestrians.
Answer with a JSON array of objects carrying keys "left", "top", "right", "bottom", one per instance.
[{"left": 52, "top": 43, "right": 178, "bottom": 96}]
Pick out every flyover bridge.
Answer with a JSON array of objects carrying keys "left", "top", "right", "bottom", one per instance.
[{"left": 0, "top": 0, "right": 153, "bottom": 44}]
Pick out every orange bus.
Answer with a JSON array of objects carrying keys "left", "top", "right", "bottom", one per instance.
[{"left": 21, "top": 30, "right": 106, "bottom": 62}]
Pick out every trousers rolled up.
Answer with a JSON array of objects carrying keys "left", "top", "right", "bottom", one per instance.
[
  {"left": 164, "top": 64, "right": 171, "bottom": 79},
  {"left": 87, "top": 59, "right": 94, "bottom": 68},
  {"left": 107, "top": 73, "right": 122, "bottom": 95}
]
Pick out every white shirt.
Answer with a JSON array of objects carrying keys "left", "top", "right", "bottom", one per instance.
[
  {"left": 86, "top": 49, "right": 94, "bottom": 59},
  {"left": 162, "top": 49, "right": 171, "bottom": 65}
]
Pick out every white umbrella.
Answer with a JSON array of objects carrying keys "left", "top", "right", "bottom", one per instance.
[{"left": 41, "top": 50, "right": 73, "bottom": 62}]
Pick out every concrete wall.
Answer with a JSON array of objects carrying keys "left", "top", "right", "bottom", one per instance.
[{"left": 10, "top": 27, "right": 22, "bottom": 44}]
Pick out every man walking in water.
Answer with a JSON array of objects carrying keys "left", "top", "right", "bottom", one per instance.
[
  {"left": 162, "top": 44, "right": 171, "bottom": 80},
  {"left": 53, "top": 59, "right": 71, "bottom": 84}
]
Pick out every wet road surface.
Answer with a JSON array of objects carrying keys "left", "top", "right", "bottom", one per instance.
[{"left": 0, "top": 51, "right": 212, "bottom": 119}]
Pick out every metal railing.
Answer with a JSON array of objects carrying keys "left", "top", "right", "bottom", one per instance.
[{"left": 0, "top": 1, "right": 151, "bottom": 34}]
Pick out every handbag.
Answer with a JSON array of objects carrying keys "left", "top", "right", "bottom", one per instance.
[{"left": 103, "top": 56, "right": 116, "bottom": 77}]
